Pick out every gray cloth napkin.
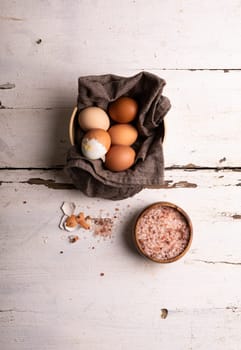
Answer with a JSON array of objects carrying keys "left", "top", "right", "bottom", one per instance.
[{"left": 65, "top": 71, "right": 171, "bottom": 200}]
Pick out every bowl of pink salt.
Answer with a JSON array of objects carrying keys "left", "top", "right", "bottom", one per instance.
[{"left": 134, "top": 202, "right": 193, "bottom": 263}]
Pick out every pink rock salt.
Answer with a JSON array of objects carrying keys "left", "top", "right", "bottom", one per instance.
[{"left": 135, "top": 204, "right": 191, "bottom": 262}]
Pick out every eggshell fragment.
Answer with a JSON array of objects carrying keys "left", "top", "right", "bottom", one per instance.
[
  {"left": 59, "top": 214, "right": 68, "bottom": 230},
  {"left": 60, "top": 202, "right": 76, "bottom": 230},
  {"left": 61, "top": 202, "right": 76, "bottom": 216},
  {"left": 104, "top": 145, "right": 136, "bottom": 172},
  {"left": 78, "top": 106, "right": 110, "bottom": 131},
  {"left": 108, "top": 124, "right": 138, "bottom": 146}
]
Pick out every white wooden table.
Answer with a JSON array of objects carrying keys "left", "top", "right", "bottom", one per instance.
[{"left": 1, "top": 1, "right": 241, "bottom": 349}]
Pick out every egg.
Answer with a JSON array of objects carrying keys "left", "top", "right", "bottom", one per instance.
[
  {"left": 108, "top": 124, "right": 138, "bottom": 146},
  {"left": 104, "top": 145, "right": 136, "bottom": 172},
  {"left": 78, "top": 106, "right": 110, "bottom": 131},
  {"left": 108, "top": 97, "right": 138, "bottom": 123},
  {"left": 81, "top": 129, "right": 111, "bottom": 160}
]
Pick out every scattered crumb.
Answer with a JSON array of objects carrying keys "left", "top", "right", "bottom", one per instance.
[
  {"left": 160, "top": 308, "right": 168, "bottom": 319},
  {"left": 93, "top": 218, "right": 114, "bottom": 238},
  {"left": 100, "top": 273, "right": 104, "bottom": 277},
  {"left": 219, "top": 157, "right": 226, "bottom": 163},
  {"left": 59, "top": 202, "right": 118, "bottom": 244},
  {"left": 68, "top": 235, "right": 79, "bottom": 243},
  {"left": 60, "top": 251, "right": 64, "bottom": 254},
  {"left": 23, "top": 201, "right": 27, "bottom": 204},
  {"left": 91, "top": 246, "right": 95, "bottom": 250}
]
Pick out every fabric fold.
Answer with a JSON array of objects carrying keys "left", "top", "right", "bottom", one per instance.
[{"left": 65, "top": 71, "right": 171, "bottom": 200}]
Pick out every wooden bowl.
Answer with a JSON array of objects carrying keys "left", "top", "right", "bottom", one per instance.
[
  {"left": 69, "top": 107, "right": 78, "bottom": 146},
  {"left": 133, "top": 201, "right": 193, "bottom": 263}
]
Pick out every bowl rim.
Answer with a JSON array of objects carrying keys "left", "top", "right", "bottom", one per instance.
[
  {"left": 133, "top": 201, "right": 193, "bottom": 263},
  {"left": 69, "top": 106, "right": 78, "bottom": 146}
]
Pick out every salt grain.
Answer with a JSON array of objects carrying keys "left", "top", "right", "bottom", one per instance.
[{"left": 93, "top": 218, "right": 114, "bottom": 238}]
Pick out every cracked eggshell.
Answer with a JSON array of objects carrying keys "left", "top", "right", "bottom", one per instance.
[
  {"left": 64, "top": 215, "right": 80, "bottom": 232},
  {"left": 59, "top": 214, "right": 68, "bottom": 230},
  {"left": 64, "top": 221, "right": 80, "bottom": 232},
  {"left": 61, "top": 202, "right": 76, "bottom": 216},
  {"left": 81, "top": 129, "right": 111, "bottom": 160}
]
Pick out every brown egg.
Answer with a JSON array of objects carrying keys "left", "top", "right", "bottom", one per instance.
[
  {"left": 108, "top": 97, "right": 138, "bottom": 123},
  {"left": 105, "top": 145, "right": 136, "bottom": 172},
  {"left": 78, "top": 106, "right": 110, "bottom": 131},
  {"left": 108, "top": 124, "right": 138, "bottom": 146}
]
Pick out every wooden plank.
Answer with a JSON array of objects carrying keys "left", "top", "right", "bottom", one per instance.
[
  {"left": 0, "top": 108, "right": 72, "bottom": 168},
  {"left": 0, "top": 169, "right": 241, "bottom": 349},
  {"left": 1, "top": 0, "right": 241, "bottom": 85},
  {"left": 1, "top": 70, "right": 241, "bottom": 168},
  {"left": 1, "top": 0, "right": 241, "bottom": 109},
  {"left": 1, "top": 1, "right": 241, "bottom": 348},
  {"left": 1, "top": 169, "right": 241, "bottom": 264},
  {"left": 1, "top": 167, "right": 240, "bottom": 188},
  {"left": 1, "top": 66, "right": 241, "bottom": 110}
]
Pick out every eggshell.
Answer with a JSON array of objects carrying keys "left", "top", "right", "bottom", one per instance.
[
  {"left": 108, "top": 97, "right": 138, "bottom": 123},
  {"left": 81, "top": 129, "right": 111, "bottom": 160},
  {"left": 78, "top": 106, "right": 110, "bottom": 131},
  {"left": 61, "top": 202, "right": 76, "bottom": 216},
  {"left": 64, "top": 215, "right": 79, "bottom": 232},
  {"left": 108, "top": 124, "right": 138, "bottom": 146},
  {"left": 104, "top": 145, "right": 136, "bottom": 172}
]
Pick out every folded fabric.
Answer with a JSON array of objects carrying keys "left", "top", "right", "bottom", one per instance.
[{"left": 65, "top": 71, "right": 171, "bottom": 200}]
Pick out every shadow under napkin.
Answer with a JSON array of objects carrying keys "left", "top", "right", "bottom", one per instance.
[{"left": 65, "top": 71, "right": 171, "bottom": 200}]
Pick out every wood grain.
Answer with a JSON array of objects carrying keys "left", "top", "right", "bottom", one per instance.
[
  {"left": 1, "top": 0, "right": 241, "bottom": 349},
  {"left": 1, "top": 169, "right": 241, "bottom": 349},
  {"left": 1, "top": 70, "right": 241, "bottom": 168}
]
